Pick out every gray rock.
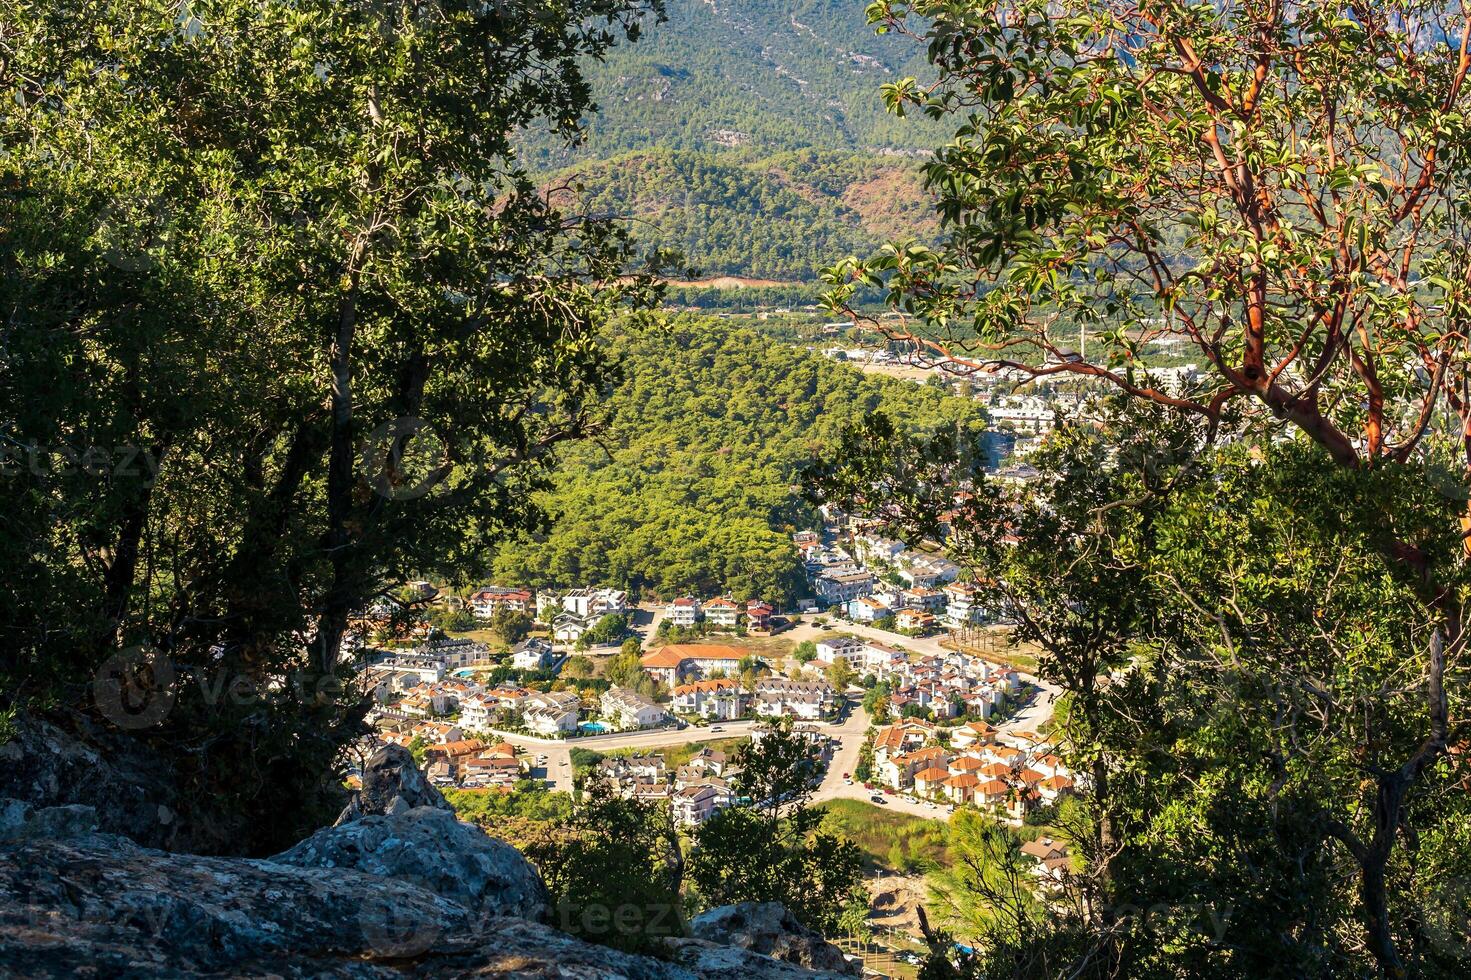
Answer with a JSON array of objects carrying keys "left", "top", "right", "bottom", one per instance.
[
  {"left": 0, "top": 832, "right": 472, "bottom": 976},
  {"left": 688, "top": 902, "right": 859, "bottom": 975},
  {"left": 0, "top": 833, "right": 847, "bottom": 978},
  {"left": 0, "top": 798, "right": 98, "bottom": 843},
  {"left": 337, "top": 744, "right": 452, "bottom": 824},
  {"left": 0, "top": 713, "right": 194, "bottom": 850},
  {"left": 272, "top": 806, "right": 550, "bottom": 923}
]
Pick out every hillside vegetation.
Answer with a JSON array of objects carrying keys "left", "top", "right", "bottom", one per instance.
[
  {"left": 520, "top": 0, "right": 944, "bottom": 167},
  {"left": 489, "top": 316, "right": 985, "bottom": 602},
  {"left": 551, "top": 148, "right": 935, "bottom": 281}
]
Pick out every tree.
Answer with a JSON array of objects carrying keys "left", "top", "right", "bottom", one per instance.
[
  {"left": 792, "top": 640, "right": 819, "bottom": 664},
  {"left": 427, "top": 604, "right": 476, "bottom": 633},
  {"left": 825, "top": 3, "right": 1471, "bottom": 973},
  {"left": 1, "top": 0, "right": 664, "bottom": 853},
  {"left": 688, "top": 718, "right": 864, "bottom": 933},
  {"left": 524, "top": 780, "right": 685, "bottom": 955},
  {"left": 825, "top": 657, "right": 857, "bottom": 692},
  {"left": 489, "top": 609, "right": 533, "bottom": 647}
]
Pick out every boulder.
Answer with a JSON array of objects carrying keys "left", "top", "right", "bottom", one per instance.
[
  {"left": 0, "top": 798, "right": 99, "bottom": 843},
  {"left": 0, "top": 713, "right": 190, "bottom": 850},
  {"left": 272, "top": 806, "right": 549, "bottom": 923},
  {"left": 688, "top": 902, "right": 859, "bottom": 975},
  {"left": 0, "top": 833, "right": 851, "bottom": 979},
  {"left": 337, "top": 744, "right": 452, "bottom": 824},
  {"left": 0, "top": 832, "right": 473, "bottom": 976}
]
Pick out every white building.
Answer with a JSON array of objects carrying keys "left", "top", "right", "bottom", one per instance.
[
  {"left": 753, "top": 677, "right": 837, "bottom": 721},
  {"left": 641, "top": 643, "right": 751, "bottom": 688},
  {"left": 671, "top": 678, "right": 745, "bottom": 720},
  {"left": 521, "top": 691, "right": 580, "bottom": 735},
  {"left": 704, "top": 598, "right": 741, "bottom": 628},
  {"left": 815, "top": 570, "right": 874, "bottom": 605},
  {"left": 600, "top": 687, "right": 670, "bottom": 730},
  {"left": 564, "top": 587, "right": 628, "bottom": 619},
  {"left": 510, "top": 638, "right": 557, "bottom": 671},
  {"left": 666, "top": 596, "right": 703, "bottom": 627},
  {"left": 468, "top": 586, "right": 533, "bottom": 619},
  {"left": 673, "top": 779, "right": 734, "bottom": 826}
]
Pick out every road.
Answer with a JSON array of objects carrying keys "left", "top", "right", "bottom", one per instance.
[{"left": 486, "top": 718, "right": 768, "bottom": 792}]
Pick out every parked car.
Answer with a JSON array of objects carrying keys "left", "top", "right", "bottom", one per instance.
[{"left": 870, "top": 794, "right": 887, "bottom": 805}]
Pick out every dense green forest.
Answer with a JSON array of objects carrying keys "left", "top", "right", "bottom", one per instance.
[
  {"left": 518, "top": 0, "right": 944, "bottom": 167},
  {"left": 550, "top": 148, "right": 933, "bottom": 281},
  {"left": 489, "top": 316, "right": 984, "bottom": 603}
]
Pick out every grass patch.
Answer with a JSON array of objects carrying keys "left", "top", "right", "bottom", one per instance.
[{"left": 818, "top": 798, "right": 951, "bottom": 874}]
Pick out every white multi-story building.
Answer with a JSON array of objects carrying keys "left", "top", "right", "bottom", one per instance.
[
  {"left": 521, "top": 691, "right": 580, "bottom": 735},
  {"left": 468, "top": 586, "right": 533, "bottom": 618},
  {"left": 753, "top": 677, "right": 837, "bottom": 720},
  {"left": 815, "top": 570, "right": 874, "bottom": 605},
  {"left": 673, "top": 779, "right": 734, "bottom": 826},
  {"left": 671, "top": 678, "right": 745, "bottom": 720},
  {"left": 510, "top": 638, "right": 556, "bottom": 671},
  {"left": 600, "top": 687, "right": 670, "bottom": 730},
  {"left": 704, "top": 598, "right": 741, "bottom": 628},
  {"left": 943, "top": 582, "right": 986, "bottom": 626},
  {"left": 666, "top": 596, "right": 703, "bottom": 627},
  {"left": 563, "top": 587, "right": 628, "bottom": 620},
  {"left": 640, "top": 643, "right": 750, "bottom": 688}
]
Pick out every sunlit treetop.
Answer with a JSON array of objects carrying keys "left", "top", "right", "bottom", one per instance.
[{"left": 827, "top": 0, "right": 1471, "bottom": 472}]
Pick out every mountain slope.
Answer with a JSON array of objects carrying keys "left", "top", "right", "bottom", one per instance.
[
  {"left": 554, "top": 148, "right": 936, "bottom": 280},
  {"left": 522, "top": 0, "right": 943, "bottom": 167}
]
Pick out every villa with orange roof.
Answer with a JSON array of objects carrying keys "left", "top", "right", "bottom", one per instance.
[
  {"left": 671, "top": 677, "right": 746, "bottom": 720},
  {"left": 640, "top": 643, "right": 753, "bottom": 688}
]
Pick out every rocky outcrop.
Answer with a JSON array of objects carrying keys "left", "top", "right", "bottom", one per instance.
[
  {"left": 336, "top": 744, "right": 452, "bottom": 824},
  {"left": 0, "top": 831, "right": 474, "bottom": 976},
  {"left": 0, "top": 725, "right": 856, "bottom": 978},
  {"left": 0, "top": 799, "right": 99, "bottom": 843},
  {"left": 689, "top": 902, "right": 859, "bottom": 975},
  {"left": 272, "top": 806, "right": 550, "bottom": 923},
  {"left": 0, "top": 826, "right": 853, "bottom": 978},
  {"left": 0, "top": 713, "right": 189, "bottom": 850}
]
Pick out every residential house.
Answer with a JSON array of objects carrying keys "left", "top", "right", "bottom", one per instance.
[
  {"left": 468, "top": 586, "right": 533, "bottom": 619},
  {"left": 847, "top": 595, "right": 890, "bottom": 623},
  {"left": 944, "top": 772, "right": 980, "bottom": 805},
  {"left": 895, "top": 609, "right": 936, "bottom": 633},
  {"left": 942, "top": 582, "right": 986, "bottom": 626},
  {"left": 640, "top": 643, "right": 751, "bottom": 688},
  {"left": 672, "top": 779, "right": 734, "bottom": 826},
  {"left": 913, "top": 766, "right": 951, "bottom": 799},
  {"left": 564, "top": 587, "right": 627, "bottom": 619},
  {"left": 704, "top": 598, "right": 742, "bottom": 628},
  {"left": 665, "top": 597, "right": 703, "bottom": 627},
  {"left": 552, "top": 613, "right": 590, "bottom": 644},
  {"left": 686, "top": 747, "right": 729, "bottom": 777},
  {"left": 900, "top": 587, "right": 946, "bottom": 612},
  {"left": 951, "top": 720, "right": 998, "bottom": 749},
  {"left": 753, "top": 677, "right": 837, "bottom": 721},
  {"left": 600, "top": 687, "right": 670, "bottom": 730},
  {"left": 671, "top": 678, "right": 745, "bottom": 720},
  {"left": 815, "top": 636, "right": 864, "bottom": 663},
  {"left": 814, "top": 569, "right": 875, "bottom": 605},
  {"left": 745, "top": 601, "right": 775, "bottom": 632},
  {"left": 521, "top": 691, "right": 580, "bottom": 735},
  {"left": 511, "top": 638, "right": 557, "bottom": 671}
]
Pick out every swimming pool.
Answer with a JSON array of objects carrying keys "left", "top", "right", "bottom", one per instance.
[{"left": 578, "top": 721, "right": 609, "bottom": 735}]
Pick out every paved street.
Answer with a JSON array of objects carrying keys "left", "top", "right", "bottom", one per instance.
[{"left": 487, "top": 718, "right": 767, "bottom": 792}]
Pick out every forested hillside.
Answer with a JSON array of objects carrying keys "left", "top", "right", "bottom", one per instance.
[
  {"left": 520, "top": 0, "right": 943, "bottom": 167},
  {"left": 489, "top": 317, "right": 984, "bottom": 602},
  {"left": 554, "top": 148, "right": 934, "bottom": 280}
]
